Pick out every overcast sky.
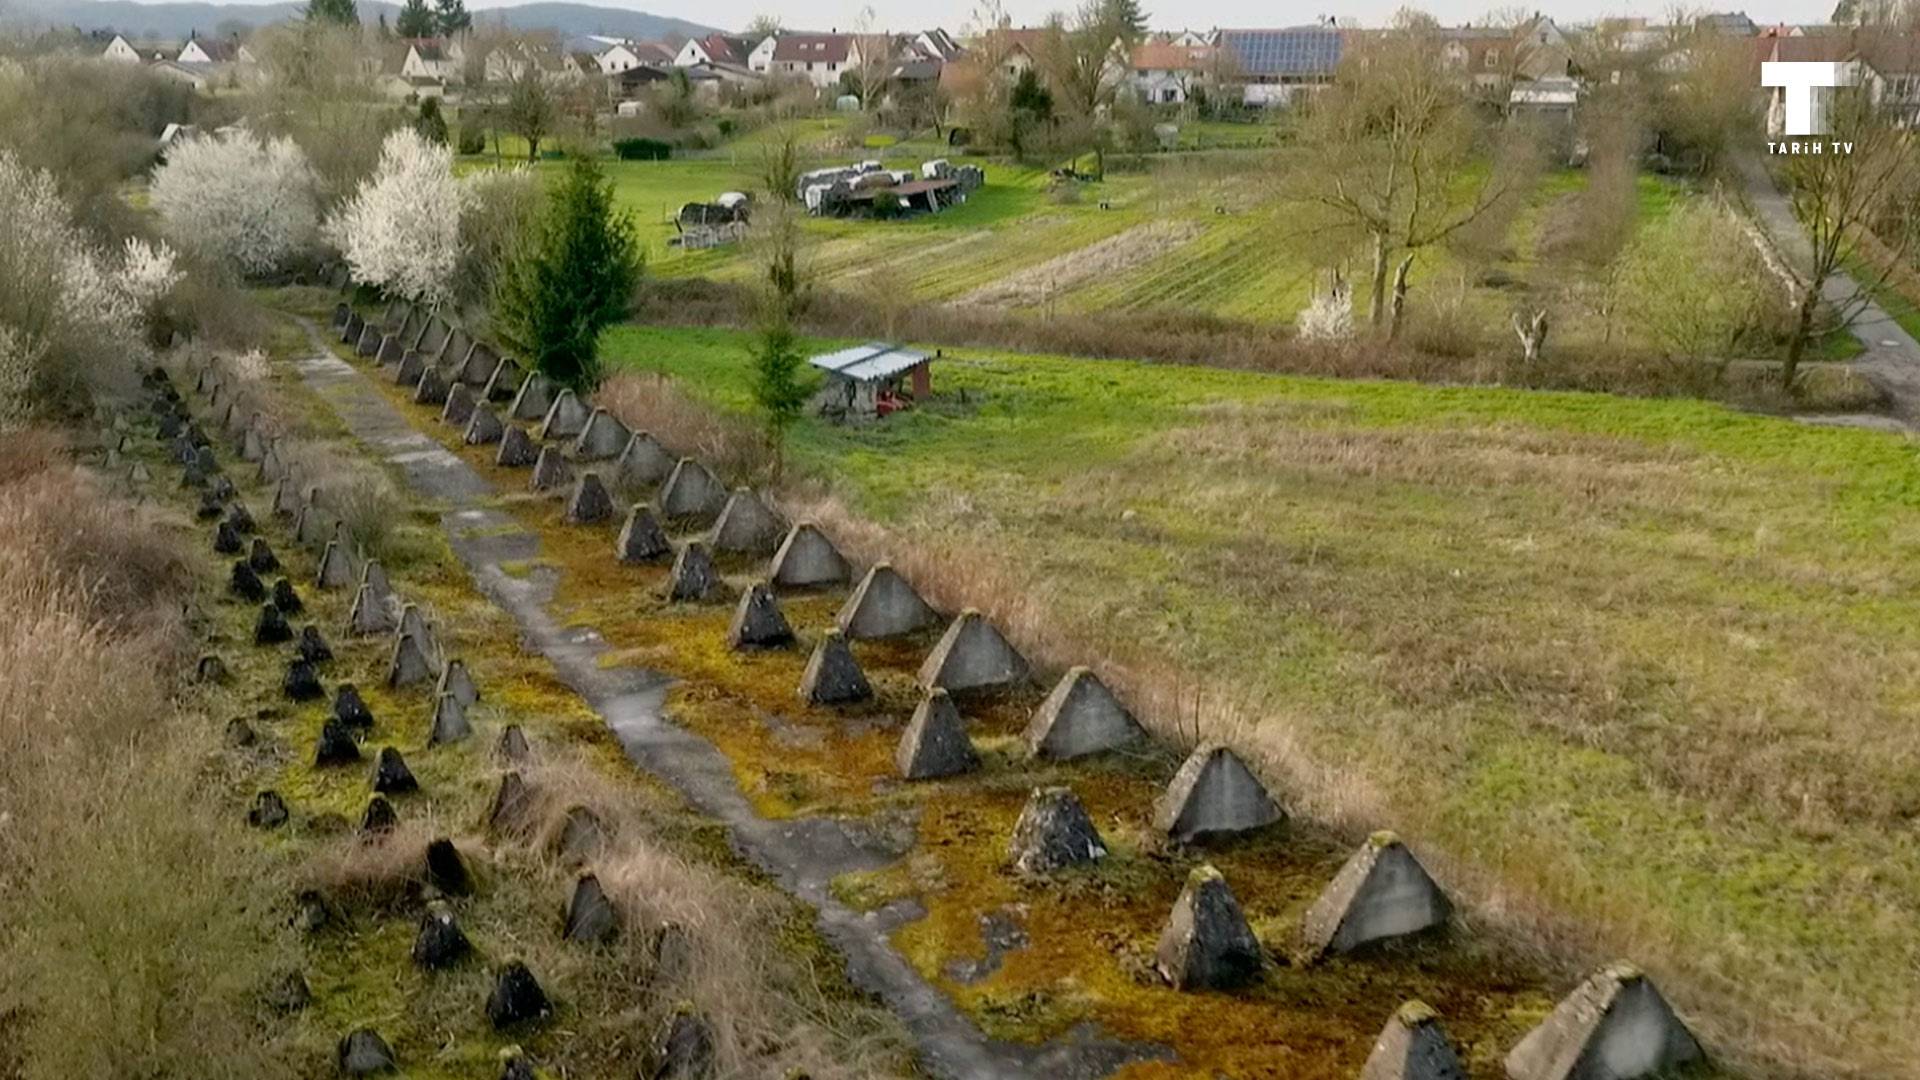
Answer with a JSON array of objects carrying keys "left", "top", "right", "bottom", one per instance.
[{"left": 459, "top": 0, "right": 1839, "bottom": 34}]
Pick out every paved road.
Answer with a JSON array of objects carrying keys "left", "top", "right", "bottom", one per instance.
[{"left": 1733, "top": 153, "right": 1920, "bottom": 425}]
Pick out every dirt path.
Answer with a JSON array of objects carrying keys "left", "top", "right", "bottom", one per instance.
[
  {"left": 286, "top": 317, "right": 1162, "bottom": 1080},
  {"left": 1733, "top": 153, "right": 1920, "bottom": 426},
  {"left": 955, "top": 220, "right": 1206, "bottom": 309}
]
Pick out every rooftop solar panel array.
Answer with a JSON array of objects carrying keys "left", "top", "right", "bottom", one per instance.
[{"left": 1218, "top": 28, "right": 1344, "bottom": 76}]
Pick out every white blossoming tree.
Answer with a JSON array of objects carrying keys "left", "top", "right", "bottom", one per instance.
[
  {"left": 1296, "top": 271, "right": 1355, "bottom": 343},
  {"left": 0, "top": 152, "right": 158, "bottom": 421},
  {"left": 328, "top": 129, "right": 470, "bottom": 305},
  {"left": 150, "top": 132, "right": 320, "bottom": 278}
]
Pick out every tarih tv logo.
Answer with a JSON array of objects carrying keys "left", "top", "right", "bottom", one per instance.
[{"left": 1761, "top": 61, "right": 1857, "bottom": 153}]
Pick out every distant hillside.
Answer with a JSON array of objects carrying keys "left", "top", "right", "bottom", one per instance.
[{"left": 4, "top": 0, "right": 720, "bottom": 42}]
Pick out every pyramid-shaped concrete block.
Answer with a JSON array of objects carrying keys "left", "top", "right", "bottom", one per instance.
[
  {"left": 412, "top": 366, "right": 451, "bottom": 406},
  {"left": 662, "top": 541, "right": 721, "bottom": 602},
  {"left": 376, "top": 333, "right": 404, "bottom": 365},
  {"left": 538, "top": 388, "right": 591, "bottom": 442},
  {"left": 1361, "top": 1002, "right": 1468, "bottom": 1080},
  {"left": 441, "top": 383, "right": 477, "bottom": 426},
  {"left": 616, "top": 503, "right": 672, "bottom": 563},
  {"left": 565, "top": 472, "right": 614, "bottom": 524},
  {"left": 799, "top": 629, "right": 872, "bottom": 705},
  {"left": 355, "top": 322, "right": 381, "bottom": 356},
  {"left": 497, "top": 426, "right": 539, "bottom": 467},
  {"left": 917, "top": 609, "right": 1029, "bottom": 694},
  {"left": 837, "top": 562, "right": 939, "bottom": 640},
  {"left": 428, "top": 692, "right": 472, "bottom": 746},
  {"left": 1300, "top": 832, "right": 1451, "bottom": 960},
  {"left": 481, "top": 354, "right": 522, "bottom": 402},
  {"left": 708, "top": 489, "right": 785, "bottom": 555},
  {"left": 1154, "top": 743, "right": 1283, "bottom": 843},
  {"left": 727, "top": 583, "right": 794, "bottom": 649},
  {"left": 768, "top": 523, "right": 850, "bottom": 588},
  {"left": 360, "top": 560, "right": 394, "bottom": 607},
  {"left": 896, "top": 689, "right": 980, "bottom": 780},
  {"left": 397, "top": 604, "right": 440, "bottom": 665},
  {"left": 339, "top": 311, "right": 363, "bottom": 344},
  {"left": 1155, "top": 864, "right": 1263, "bottom": 991},
  {"left": 615, "top": 432, "right": 676, "bottom": 488},
  {"left": 460, "top": 343, "right": 498, "bottom": 386},
  {"left": 398, "top": 307, "right": 425, "bottom": 345},
  {"left": 571, "top": 408, "right": 630, "bottom": 461},
  {"left": 388, "top": 633, "right": 435, "bottom": 689},
  {"left": 564, "top": 872, "right": 620, "bottom": 944},
  {"left": 464, "top": 405, "right": 504, "bottom": 445},
  {"left": 509, "top": 372, "right": 556, "bottom": 422},
  {"left": 443, "top": 330, "right": 474, "bottom": 373},
  {"left": 316, "top": 540, "right": 356, "bottom": 589},
  {"left": 1506, "top": 964, "right": 1704, "bottom": 1080},
  {"left": 657, "top": 458, "right": 727, "bottom": 523},
  {"left": 419, "top": 316, "right": 452, "bottom": 358},
  {"left": 1007, "top": 786, "right": 1107, "bottom": 873},
  {"left": 1025, "top": 667, "right": 1146, "bottom": 760},
  {"left": 530, "top": 447, "right": 572, "bottom": 493},
  {"left": 350, "top": 583, "right": 398, "bottom": 636},
  {"left": 436, "top": 658, "right": 479, "bottom": 709},
  {"left": 393, "top": 350, "right": 425, "bottom": 387}
]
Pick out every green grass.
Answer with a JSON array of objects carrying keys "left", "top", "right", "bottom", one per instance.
[{"left": 604, "top": 322, "right": 1920, "bottom": 1077}]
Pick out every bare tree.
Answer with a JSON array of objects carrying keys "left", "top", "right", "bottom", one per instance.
[
  {"left": 1036, "top": 1, "right": 1124, "bottom": 175},
  {"left": 1770, "top": 91, "right": 1920, "bottom": 388},
  {"left": 1279, "top": 17, "right": 1527, "bottom": 336},
  {"left": 852, "top": 8, "right": 897, "bottom": 112}
]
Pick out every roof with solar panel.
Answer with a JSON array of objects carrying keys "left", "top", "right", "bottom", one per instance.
[{"left": 1216, "top": 27, "right": 1344, "bottom": 76}]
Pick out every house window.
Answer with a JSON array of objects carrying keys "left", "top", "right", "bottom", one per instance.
[
  {"left": 806, "top": 62, "right": 814, "bottom": 71},
  {"left": 1485, "top": 48, "right": 1500, "bottom": 68}
]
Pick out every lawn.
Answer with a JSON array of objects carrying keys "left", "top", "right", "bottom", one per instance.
[{"left": 603, "top": 321, "right": 1920, "bottom": 1078}]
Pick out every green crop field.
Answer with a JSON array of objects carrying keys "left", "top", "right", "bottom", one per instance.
[{"left": 603, "top": 322, "right": 1920, "bottom": 1077}]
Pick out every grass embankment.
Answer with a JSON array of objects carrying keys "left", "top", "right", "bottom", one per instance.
[
  {"left": 604, "top": 322, "right": 1920, "bottom": 1079},
  {"left": 152, "top": 300, "right": 912, "bottom": 1079}
]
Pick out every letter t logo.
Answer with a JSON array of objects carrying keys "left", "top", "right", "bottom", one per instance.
[{"left": 1762, "top": 61, "right": 1848, "bottom": 136}]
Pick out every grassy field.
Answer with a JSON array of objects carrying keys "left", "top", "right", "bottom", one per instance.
[{"left": 604, "top": 322, "right": 1920, "bottom": 1078}]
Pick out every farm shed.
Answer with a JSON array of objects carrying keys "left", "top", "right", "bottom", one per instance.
[{"left": 808, "top": 343, "right": 933, "bottom": 420}]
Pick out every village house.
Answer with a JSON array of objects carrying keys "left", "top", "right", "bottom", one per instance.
[
  {"left": 593, "top": 38, "right": 675, "bottom": 74},
  {"left": 1215, "top": 25, "right": 1343, "bottom": 106},
  {"left": 401, "top": 38, "right": 463, "bottom": 82},
  {"left": 178, "top": 35, "right": 254, "bottom": 65},
  {"left": 102, "top": 34, "right": 179, "bottom": 63},
  {"left": 760, "top": 33, "right": 860, "bottom": 88},
  {"left": 675, "top": 33, "right": 760, "bottom": 69},
  {"left": 1127, "top": 40, "right": 1210, "bottom": 104}
]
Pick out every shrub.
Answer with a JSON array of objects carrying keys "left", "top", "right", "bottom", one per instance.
[
  {"left": 327, "top": 128, "right": 471, "bottom": 305},
  {"left": 456, "top": 125, "right": 486, "bottom": 155},
  {"left": 493, "top": 156, "right": 641, "bottom": 389},
  {"left": 0, "top": 460, "right": 293, "bottom": 1078},
  {"left": 1296, "top": 275, "right": 1355, "bottom": 342},
  {"left": 415, "top": 96, "right": 449, "bottom": 145},
  {"left": 0, "top": 151, "right": 156, "bottom": 422},
  {"left": 611, "top": 136, "right": 672, "bottom": 161},
  {"left": 151, "top": 132, "right": 319, "bottom": 278},
  {"left": 455, "top": 165, "right": 544, "bottom": 311},
  {"left": 1616, "top": 198, "right": 1783, "bottom": 366}
]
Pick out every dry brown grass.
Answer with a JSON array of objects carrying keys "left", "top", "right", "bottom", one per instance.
[
  {"left": 597, "top": 370, "right": 779, "bottom": 484},
  {"left": 0, "top": 449, "right": 295, "bottom": 1079}
]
